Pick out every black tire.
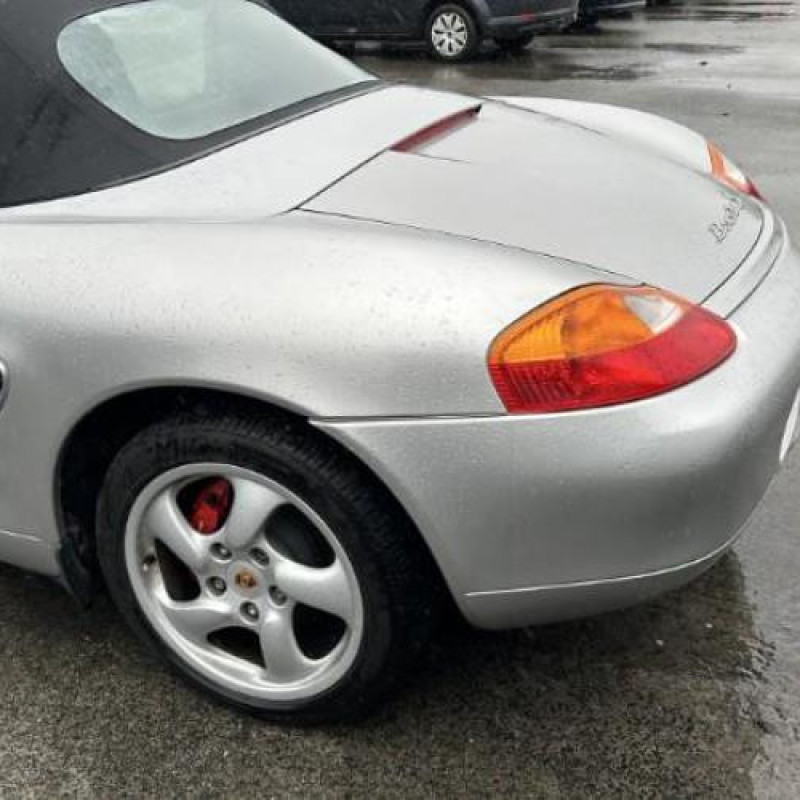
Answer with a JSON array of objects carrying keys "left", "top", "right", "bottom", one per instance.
[
  {"left": 425, "top": 3, "right": 479, "bottom": 62},
  {"left": 569, "top": 11, "right": 600, "bottom": 29},
  {"left": 494, "top": 33, "right": 534, "bottom": 53},
  {"left": 96, "top": 411, "right": 440, "bottom": 723}
]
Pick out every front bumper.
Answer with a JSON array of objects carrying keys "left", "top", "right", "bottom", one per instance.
[{"left": 317, "top": 225, "right": 800, "bottom": 629}]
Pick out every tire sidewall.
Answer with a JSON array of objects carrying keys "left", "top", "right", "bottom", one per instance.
[
  {"left": 426, "top": 4, "right": 479, "bottom": 61},
  {"left": 97, "top": 418, "right": 398, "bottom": 722}
]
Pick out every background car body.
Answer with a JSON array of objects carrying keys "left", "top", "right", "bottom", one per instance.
[
  {"left": 0, "top": 75, "right": 798, "bottom": 630},
  {"left": 578, "top": 0, "right": 646, "bottom": 24},
  {"left": 269, "top": 0, "right": 579, "bottom": 43}
]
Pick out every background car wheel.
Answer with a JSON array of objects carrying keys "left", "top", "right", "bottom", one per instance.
[
  {"left": 96, "top": 411, "right": 440, "bottom": 723},
  {"left": 426, "top": 4, "right": 479, "bottom": 62},
  {"left": 494, "top": 33, "right": 534, "bottom": 53}
]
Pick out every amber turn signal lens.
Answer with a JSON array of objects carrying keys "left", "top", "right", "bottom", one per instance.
[{"left": 488, "top": 285, "right": 736, "bottom": 414}]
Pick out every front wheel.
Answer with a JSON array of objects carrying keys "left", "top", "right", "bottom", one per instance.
[
  {"left": 96, "top": 412, "right": 439, "bottom": 723},
  {"left": 426, "top": 4, "right": 479, "bottom": 61},
  {"left": 495, "top": 33, "right": 534, "bottom": 53}
]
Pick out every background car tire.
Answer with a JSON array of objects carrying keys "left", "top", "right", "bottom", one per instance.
[
  {"left": 426, "top": 4, "right": 479, "bottom": 62},
  {"left": 96, "top": 410, "right": 441, "bottom": 723},
  {"left": 569, "top": 11, "right": 600, "bottom": 29},
  {"left": 494, "top": 33, "right": 535, "bottom": 53}
]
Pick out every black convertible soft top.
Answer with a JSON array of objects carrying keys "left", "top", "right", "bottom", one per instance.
[
  {"left": 0, "top": 0, "right": 374, "bottom": 208},
  {"left": 0, "top": 1, "right": 182, "bottom": 207}
]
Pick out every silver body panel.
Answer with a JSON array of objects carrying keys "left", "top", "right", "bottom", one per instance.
[
  {"left": 306, "top": 100, "right": 763, "bottom": 304},
  {"left": 494, "top": 97, "right": 713, "bottom": 173},
  {"left": 319, "top": 224, "right": 800, "bottom": 626},
  {"left": 0, "top": 85, "right": 796, "bottom": 629}
]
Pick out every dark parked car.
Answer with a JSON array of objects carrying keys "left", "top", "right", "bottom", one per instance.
[
  {"left": 575, "top": 0, "right": 645, "bottom": 26},
  {"left": 269, "top": 0, "right": 579, "bottom": 60}
]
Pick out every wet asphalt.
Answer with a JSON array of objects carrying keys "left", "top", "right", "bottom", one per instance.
[{"left": 1, "top": 2, "right": 800, "bottom": 798}]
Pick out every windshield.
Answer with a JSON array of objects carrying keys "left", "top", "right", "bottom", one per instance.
[{"left": 58, "top": 0, "right": 371, "bottom": 140}]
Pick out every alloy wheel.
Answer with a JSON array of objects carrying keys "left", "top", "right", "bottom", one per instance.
[{"left": 124, "top": 463, "right": 364, "bottom": 702}]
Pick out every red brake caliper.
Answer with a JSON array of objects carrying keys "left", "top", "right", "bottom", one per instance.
[{"left": 188, "top": 478, "right": 233, "bottom": 534}]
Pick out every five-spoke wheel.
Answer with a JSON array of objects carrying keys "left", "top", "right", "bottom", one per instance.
[
  {"left": 126, "top": 465, "right": 364, "bottom": 700},
  {"left": 97, "top": 412, "right": 438, "bottom": 722}
]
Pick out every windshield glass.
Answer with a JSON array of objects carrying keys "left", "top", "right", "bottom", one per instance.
[{"left": 58, "top": 0, "right": 372, "bottom": 140}]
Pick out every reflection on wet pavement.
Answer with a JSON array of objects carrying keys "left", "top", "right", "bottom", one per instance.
[
  {"left": 737, "top": 457, "right": 800, "bottom": 794},
  {"left": 352, "top": 0, "right": 800, "bottom": 97},
  {"left": 0, "top": 1, "right": 799, "bottom": 797},
  {"left": 651, "top": 0, "right": 795, "bottom": 20},
  {"left": 0, "top": 538, "right": 773, "bottom": 797}
]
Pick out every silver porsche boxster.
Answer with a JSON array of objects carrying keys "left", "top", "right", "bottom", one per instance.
[{"left": 1, "top": 0, "right": 798, "bottom": 722}]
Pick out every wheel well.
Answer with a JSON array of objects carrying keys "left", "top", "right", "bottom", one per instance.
[{"left": 57, "top": 386, "right": 450, "bottom": 607}]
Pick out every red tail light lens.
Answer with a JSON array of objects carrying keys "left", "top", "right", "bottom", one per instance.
[
  {"left": 488, "top": 285, "right": 736, "bottom": 414},
  {"left": 708, "top": 142, "right": 762, "bottom": 200}
]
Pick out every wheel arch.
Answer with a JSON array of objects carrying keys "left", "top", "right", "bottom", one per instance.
[{"left": 55, "top": 385, "right": 451, "bottom": 609}]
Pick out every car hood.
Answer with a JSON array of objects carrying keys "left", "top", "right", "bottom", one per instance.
[{"left": 304, "top": 100, "right": 764, "bottom": 304}]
